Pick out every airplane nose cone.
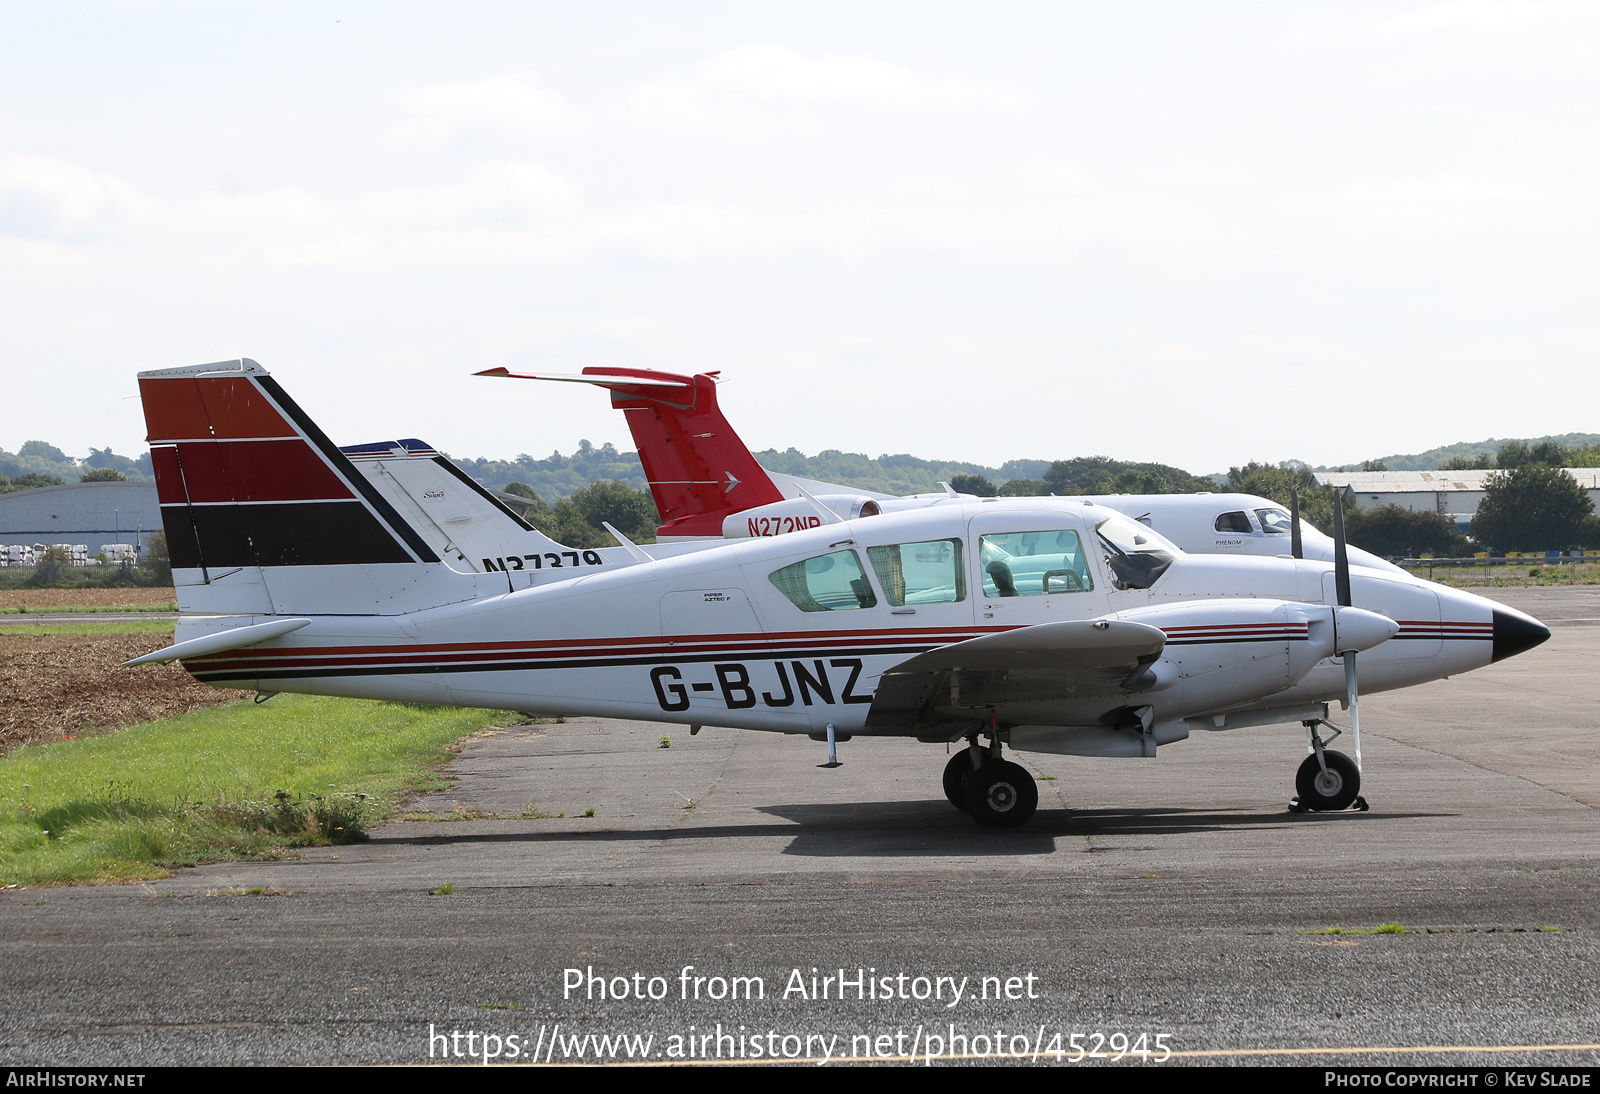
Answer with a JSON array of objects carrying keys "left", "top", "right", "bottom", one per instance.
[{"left": 1492, "top": 605, "right": 1551, "bottom": 663}]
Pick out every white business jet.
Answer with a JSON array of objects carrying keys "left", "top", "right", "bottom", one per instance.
[{"left": 474, "top": 366, "right": 1401, "bottom": 573}]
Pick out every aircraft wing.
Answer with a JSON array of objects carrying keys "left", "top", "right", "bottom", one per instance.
[{"left": 866, "top": 619, "right": 1167, "bottom": 736}]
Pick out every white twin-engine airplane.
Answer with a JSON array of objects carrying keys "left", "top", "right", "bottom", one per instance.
[{"left": 129, "top": 359, "right": 1550, "bottom": 828}]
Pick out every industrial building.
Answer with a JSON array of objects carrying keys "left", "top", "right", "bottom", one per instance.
[
  {"left": 0, "top": 481, "right": 161, "bottom": 555},
  {"left": 1315, "top": 469, "right": 1600, "bottom": 532}
]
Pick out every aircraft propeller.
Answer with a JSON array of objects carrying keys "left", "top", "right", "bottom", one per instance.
[
  {"left": 1289, "top": 486, "right": 1303, "bottom": 560},
  {"left": 1331, "top": 491, "right": 1361, "bottom": 774}
]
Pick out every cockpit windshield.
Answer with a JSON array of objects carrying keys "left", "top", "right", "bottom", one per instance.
[
  {"left": 1255, "top": 508, "right": 1294, "bottom": 536},
  {"left": 1095, "top": 511, "right": 1179, "bottom": 590}
]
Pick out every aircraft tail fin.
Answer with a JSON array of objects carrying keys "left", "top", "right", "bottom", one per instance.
[
  {"left": 140, "top": 360, "right": 458, "bottom": 614},
  {"left": 476, "top": 367, "right": 784, "bottom": 537}
]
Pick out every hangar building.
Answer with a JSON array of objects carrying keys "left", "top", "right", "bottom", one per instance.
[
  {"left": 0, "top": 481, "right": 161, "bottom": 554},
  {"left": 1316, "top": 469, "right": 1600, "bottom": 532}
]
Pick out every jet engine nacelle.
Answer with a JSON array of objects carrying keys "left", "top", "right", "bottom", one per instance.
[{"left": 722, "top": 495, "right": 883, "bottom": 539}]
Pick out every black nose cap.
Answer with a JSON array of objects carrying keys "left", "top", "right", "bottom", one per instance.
[{"left": 1492, "top": 606, "right": 1551, "bottom": 662}]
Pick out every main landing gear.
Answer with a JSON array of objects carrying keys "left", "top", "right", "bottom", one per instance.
[
  {"left": 1289, "top": 719, "right": 1369, "bottom": 813},
  {"left": 945, "top": 734, "right": 1038, "bottom": 828}
]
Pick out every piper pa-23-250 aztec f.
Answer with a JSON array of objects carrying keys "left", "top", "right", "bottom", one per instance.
[{"left": 128, "top": 359, "right": 1550, "bottom": 828}]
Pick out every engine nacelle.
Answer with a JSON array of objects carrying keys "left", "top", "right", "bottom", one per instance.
[
  {"left": 722, "top": 495, "right": 882, "bottom": 539},
  {"left": 1115, "top": 598, "right": 1394, "bottom": 718}
]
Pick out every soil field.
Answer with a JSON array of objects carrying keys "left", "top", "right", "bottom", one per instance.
[
  {"left": 0, "top": 632, "right": 243, "bottom": 753},
  {"left": 0, "top": 588, "right": 176, "bottom": 610}
]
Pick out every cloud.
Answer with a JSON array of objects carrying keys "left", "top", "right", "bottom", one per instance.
[
  {"left": 1379, "top": 0, "right": 1600, "bottom": 35},
  {"left": 1290, "top": 175, "right": 1547, "bottom": 226},
  {"left": 0, "top": 153, "right": 145, "bottom": 238},
  {"left": 403, "top": 72, "right": 586, "bottom": 141},
  {"left": 625, "top": 44, "right": 1028, "bottom": 138}
]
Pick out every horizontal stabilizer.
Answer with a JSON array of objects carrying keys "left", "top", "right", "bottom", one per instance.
[{"left": 123, "top": 617, "right": 313, "bottom": 666}]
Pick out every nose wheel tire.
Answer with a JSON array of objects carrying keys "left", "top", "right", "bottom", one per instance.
[
  {"left": 964, "top": 761, "right": 1039, "bottom": 828},
  {"left": 942, "top": 751, "right": 976, "bottom": 809},
  {"left": 1294, "top": 751, "right": 1360, "bottom": 812}
]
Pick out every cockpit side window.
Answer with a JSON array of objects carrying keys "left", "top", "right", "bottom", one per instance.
[
  {"left": 769, "top": 549, "right": 877, "bottom": 612},
  {"left": 1215, "top": 510, "right": 1254, "bottom": 534},
  {"left": 866, "top": 539, "right": 965, "bottom": 606},
  {"left": 978, "top": 530, "right": 1094, "bottom": 597}
]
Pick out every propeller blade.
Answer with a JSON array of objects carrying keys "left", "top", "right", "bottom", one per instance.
[
  {"left": 1332, "top": 490, "right": 1352, "bottom": 608},
  {"left": 1332, "top": 489, "right": 1361, "bottom": 772},
  {"left": 1289, "top": 486, "right": 1303, "bottom": 560}
]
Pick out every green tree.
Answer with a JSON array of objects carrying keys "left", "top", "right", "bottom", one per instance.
[
  {"left": 536, "top": 480, "right": 660, "bottom": 547},
  {"left": 1344, "top": 505, "right": 1468, "bottom": 558},
  {"left": 1529, "top": 441, "right": 1572, "bottom": 466},
  {"left": 142, "top": 531, "right": 172, "bottom": 584},
  {"left": 1469, "top": 466, "right": 1597, "bottom": 553},
  {"left": 18, "top": 440, "right": 69, "bottom": 462},
  {"left": 0, "top": 472, "right": 65, "bottom": 493},
  {"left": 1044, "top": 456, "right": 1213, "bottom": 496},
  {"left": 1494, "top": 440, "right": 1533, "bottom": 469},
  {"left": 79, "top": 467, "right": 128, "bottom": 483},
  {"left": 1569, "top": 443, "right": 1600, "bottom": 469},
  {"left": 1438, "top": 454, "right": 1493, "bottom": 471},
  {"left": 1225, "top": 462, "right": 1343, "bottom": 529},
  {"left": 995, "top": 478, "right": 1049, "bottom": 497},
  {"left": 499, "top": 481, "right": 550, "bottom": 522},
  {"left": 948, "top": 474, "right": 996, "bottom": 496}
]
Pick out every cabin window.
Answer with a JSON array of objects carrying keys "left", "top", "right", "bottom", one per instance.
[
  {"left": 1255, "top": 508, "right": 1293, "bottom": 535},
  {"left": 866, "top": 539, "right": 965, "bottom": 606},
  {"left": 978, "top": 530, "right": 1094, "bottom": 598},
  {"left": 769, "top": 549, "right": 877, "bottom": 612},
  {"left": 1215, "top": 510, "right": 1253, "bottom": 533}
]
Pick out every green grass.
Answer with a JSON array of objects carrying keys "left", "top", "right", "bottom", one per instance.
[
  {"left": 0, "top": 621, "right": 177, "bottom": 636},
  {"left": 1302, "top": 922, "right": 1409, "bottom": 935},
  {"left": 0, "top": 694, "right": 508, "bottom": 886},
  {"left": 0, "top": 605, "right": 178, "bottom": 614}
]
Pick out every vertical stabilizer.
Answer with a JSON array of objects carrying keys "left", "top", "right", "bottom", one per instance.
[
  {"left": 138, "top": 360, "right": 481, "bottom": 615},
  {"left": 476, "top": 366, "right": 784, "bottom": 537}
]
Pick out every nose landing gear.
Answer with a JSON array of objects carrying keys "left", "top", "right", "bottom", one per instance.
[{"left": 1289, "top": 719, "right": 1369, "bottom": 813}]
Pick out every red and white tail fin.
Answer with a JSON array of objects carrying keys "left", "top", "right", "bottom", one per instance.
[
  {"left": 476, "top": 366, "right": 784, "bottom": 538},
  {"left": 141, "top": 360, "right": 442, "bottom": 593}
]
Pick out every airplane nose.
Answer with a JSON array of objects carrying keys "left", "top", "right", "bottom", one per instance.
[{"left": 1492, "top": 605, "right": 1551, "bottom": 663}]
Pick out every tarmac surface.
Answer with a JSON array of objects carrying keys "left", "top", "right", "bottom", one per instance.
[{"left": 2, "top": 586, "right": 1598, "bottom": 1067}]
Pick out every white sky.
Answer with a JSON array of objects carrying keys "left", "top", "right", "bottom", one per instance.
[{"left": 3, "top": 1, "right": 1598, "bottom": 474}]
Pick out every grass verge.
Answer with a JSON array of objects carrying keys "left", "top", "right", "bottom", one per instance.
[
  {"left": 0, "top": 694, "right": 509, "bottom": 886},
  {"left": 0, "top": 621, "right": 177, "bottom": 636},
  {"left": 0, "top": 605, "right": 178, "bottom": 614}
]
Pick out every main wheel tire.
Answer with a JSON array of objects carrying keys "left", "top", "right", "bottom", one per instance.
[
  {"left": 965, "top": 760, "right": 1039, "bottom": 828},
  {"left": 942, "top": 750, "right": 976, "bottom": 809},
  {"left": 1295, "top": 751, "right": 1361, "bottom": 812}
]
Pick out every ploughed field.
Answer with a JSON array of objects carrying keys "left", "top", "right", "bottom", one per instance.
[
  {"left": 0, "top": 587, "right": 177, "bottom": 610},
  {"left": 1, "top": 586, "right": 239, "bottom": 752}
]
